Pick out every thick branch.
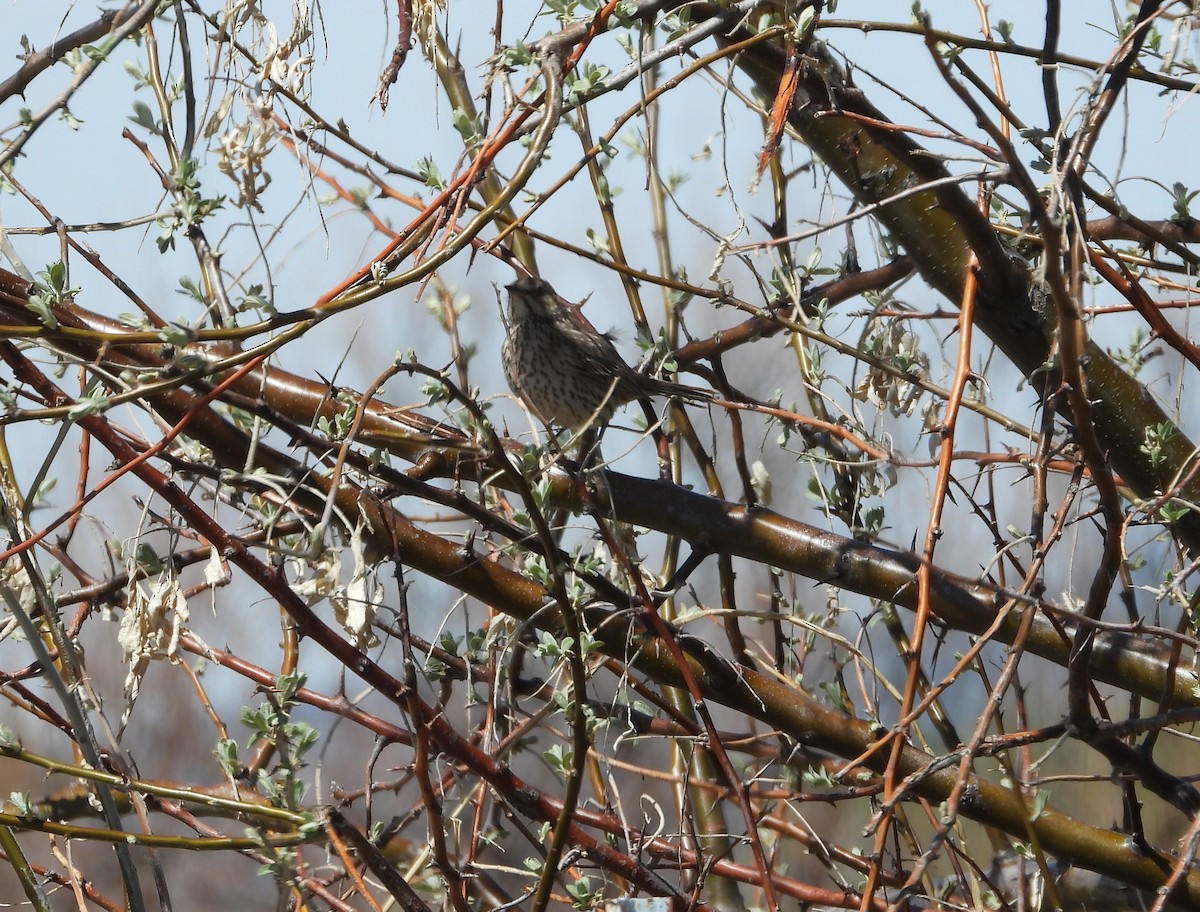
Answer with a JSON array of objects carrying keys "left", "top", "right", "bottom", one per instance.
[{"left": 714, "top": 24, "right": 1200, "bottom": 552}]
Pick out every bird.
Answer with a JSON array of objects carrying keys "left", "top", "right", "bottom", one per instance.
[{"left": 501, "top": 275, "right": 714, "bottom": 429}]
